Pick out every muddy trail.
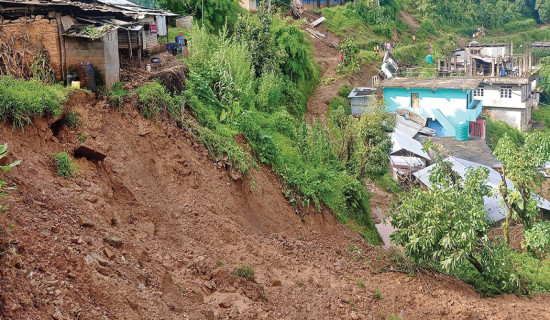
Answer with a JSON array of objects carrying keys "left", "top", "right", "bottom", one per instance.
[
  {"left": 305, "top": 25, "right": 379, "bottom": 125},
  {"left": 1, "top": 91, "right": 549, "bottom": 319}
]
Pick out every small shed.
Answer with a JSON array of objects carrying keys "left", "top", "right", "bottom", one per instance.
[
  {"left": 64, "top": 24, "right": 120, "bottom": 90},
  {"left": 348, "top": 87, "right": 377, "bottom": 116}
]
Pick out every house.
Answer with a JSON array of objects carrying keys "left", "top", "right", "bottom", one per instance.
[
  {"left": 0, "top": 0, "right": 177, "bottom": 90},
  {"left": 475, "top": 73, "right": 540, "bottom": 129},
  {"left": 240, "top": 0, "right": 260, "bottom": 11},
  {"left": 415, "top": 156, "right": 550, "bottom": 224},
  {"left": 381, "top": 78, "right": 485, "bottom": 138},
  {"left": 348, "top": 87, "right": 377, "bottom": 116},
  {"left": 388, "top": 127, "right": 431, "bottom": 180},
  {"left": 380, "top": 51, "right": 399, "bottom": 80}
]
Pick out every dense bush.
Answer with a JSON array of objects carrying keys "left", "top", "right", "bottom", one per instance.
[
  {"left": 64, "top": 111, "right": 81, "bottom": 130},
  {"left": 235, "top": 265, "right": 255, "bottom": 281},
  {"left": 0, "top": 76, "right": 68, "bottom": 128}
]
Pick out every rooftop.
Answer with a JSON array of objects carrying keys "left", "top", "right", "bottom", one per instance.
[
  {"left": 417, "top": 136, "right": 501, "bottom": 169},
  {"left": 348, "top": 87, "right": 376, "bottom": 99},
  {"left": 415, "top": 156, "right": 550, "bottom": 223},
  {"left": 380, "top": 77, "right": 482, "bottom": 90},
  {"left": 483, "top": 76, "right": 537, "bottom": 85}
]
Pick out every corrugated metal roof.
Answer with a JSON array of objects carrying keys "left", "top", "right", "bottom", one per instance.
[
  {"left": 381, "top": 77, "right": 481, "bottom": 90},
  {"left": 348, "top": 87, "right": 376, "bottom": 99},
  {"left": 64, "top": 24, "right": 118, "bottom": 39},
  {"left": 414, "top": 156, "right": 550, "bottom": 222},
  {"left": 389, "top": 155, "right": 424, "bottom": 167},
  {"left": 390, "top": 131, "right": 431, "bottom": 160}
]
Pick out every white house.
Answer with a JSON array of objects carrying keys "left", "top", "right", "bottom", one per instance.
[{"left": 475, "top": 73, "right": 540, "bottom": 129}]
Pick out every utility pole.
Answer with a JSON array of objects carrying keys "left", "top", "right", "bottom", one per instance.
[{"left": 268, "top": 0, "right": 271, "bottom": 12}]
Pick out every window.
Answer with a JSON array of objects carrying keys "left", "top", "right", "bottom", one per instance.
[
  {"left": 500, "top": 86, "right": 512, "bottom": 99},
  {"left": 474, "top": 86, "right": 484, "bottom": 97},
  {"left": 411, "top": 93, "right": 419, "bottom": 108}
]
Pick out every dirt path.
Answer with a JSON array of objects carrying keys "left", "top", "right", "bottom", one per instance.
[{"left": 305, "top": 25, "right": 380, "bottom": 125}]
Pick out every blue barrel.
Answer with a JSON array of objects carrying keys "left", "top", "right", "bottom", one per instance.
[
  {"left": 175, "top": 35, "right": 185, "bottom": 47},
  {"left": 456, "top": 122, "right": 469, "bottom": 141}
]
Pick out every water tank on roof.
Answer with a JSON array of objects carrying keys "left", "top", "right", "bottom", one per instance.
[{"left": 456, "top": 122, "right": 469, "bottom": 141}]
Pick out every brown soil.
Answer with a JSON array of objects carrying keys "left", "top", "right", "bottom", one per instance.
[
  {"left": 1, "top": 91, "right": 550, "bottom": 319},
  {"left": 305, "top": 26, "right": 381, "bottom": 125},
  {"left": 398, "top": 11, "right": 420, "bottom": 32}
]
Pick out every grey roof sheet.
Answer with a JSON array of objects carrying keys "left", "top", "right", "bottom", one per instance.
[
  {"left": 381, "top": 77, "right": 481, "bottom": 90},
  {"left": 390, "top": 131, "right": 431, "bottom": 160},
  {"left": 414, "top": 156, "right": 550, "bottom": 222}
]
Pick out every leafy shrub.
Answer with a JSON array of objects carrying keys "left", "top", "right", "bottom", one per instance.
[
  {"left": 501, "top": 18, "right": 537, "bottom": 33},
  {"left": 235, "top": 265, "right": 255, "bottom": 281},
  {"left": 51, "top": 151, "right": 78, "bottom": 178},
  {"left": 256, "top": 72, "right": 284, "bottom": 113},
  {"left": 64, "top": 111, "right": 81, "bottom": 130},
  {"left": 510, "top": 252, "right": 550, "bottom": 293},
  {"left": 328, "top": 97, "right": 350, "bottom": 114},
  {"left": 523, "top": 221, "right": 550, "bottom": 255},
  {"left": 0, "top": 76, "right": 68, "bottom": 128},
  {"left": 338, "top": 84, "right": 352, "bottom": 98},
  {"left": 0, "top": 143, "right": 20, "bottom": 261},
  {"left": 137, "top": 82, "right": 181, "bottom": 120}
]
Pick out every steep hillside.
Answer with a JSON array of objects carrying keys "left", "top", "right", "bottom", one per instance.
[{"left": 1, "top": 92, "right": 550, "bottom": 319}]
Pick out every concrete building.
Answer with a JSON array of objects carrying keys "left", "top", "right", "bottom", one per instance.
[
  {"left": 381, "top": 78, "right": 484, "bottom": 138},
  {"left": 475, "top": 73, "right": 540, "bottom": 129}
]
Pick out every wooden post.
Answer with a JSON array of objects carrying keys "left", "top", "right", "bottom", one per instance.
[
  {"left": 137, "top": 31, "right": 142, "bottom": 67},
  {"left": 454, "top": 54, "right": 457, "bottom": 74},
  {"left": 491, "top": 58, "right": 495, "bottom": 77},
  {"left": 528, "top": 50, "right": 532, "bottom": 71},
  {"left": 55, "top": 15, "right": 66, "bottom": 83},
  {"left": 127, "top": 30, "right": 132, "bottom": 59}
]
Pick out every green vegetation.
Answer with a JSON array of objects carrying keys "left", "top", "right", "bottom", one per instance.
[
  {"left": 234, "top": 265, "right": 255, "bottom": 281},
  {"left": 183, "top": 8, "right": 381, "bottom": 243},
  {"left": 485, "top": 117, "right": 524, "bottom": 150},
  {"left": 494, "top": 131, "right": 550, "bottom": 246},
  {"left": 108, "top": 82, "right": 130, "bottom": 107},
  {"left": 357, "top": 279, "right": 365, "bottom": 289},
  {"left": 0, "top": 76, "right": 68, "bottom": 128},
  {"left": 64, "top": 111, "right": 81, "bottom": 130},
  {"left": 77, "top": 133, "right": 87, "bottom": 144},
  {"left": 373, "top": 289, "right": 382, "bottom": 299},
  {"left": 0, "top": 144, "right": 20, "bottom": 263},
  {"left": 136, "top": 82, "right": 182, "bottom": 120},
  {"left": 337, "top": 38, "right": 360, "bottom": 75},
  {"left": 337, "top": 84, "right": 352, "bottom": 98},
  {"left": 51, "top": 152, "right": 78, "bottom": 179},
  {"left": 533, "top": 106, "right": 550, "bottom": 129}
]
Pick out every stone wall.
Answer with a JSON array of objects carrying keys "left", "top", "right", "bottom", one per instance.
[{"left": 0, "top": 18, "right": 63, "bottom": 80}]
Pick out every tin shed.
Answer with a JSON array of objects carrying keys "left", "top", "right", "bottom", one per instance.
[{"left": 348, "top": 87, "right": 377, "bottom": 115}]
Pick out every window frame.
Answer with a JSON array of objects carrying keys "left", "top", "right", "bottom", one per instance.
[
  {"left": 474, "top": 86, "right": 484, "bottom": 97},
  {"left": 500, "top": 85, "right": 512, "bottom": 99}
]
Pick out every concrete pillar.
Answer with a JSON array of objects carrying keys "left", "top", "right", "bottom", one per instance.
[{"left": 491, "top": 58, "right": 495, "bottom": 77}]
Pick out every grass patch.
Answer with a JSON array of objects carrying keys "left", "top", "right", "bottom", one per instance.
[
  {"left": 485, "top": 117, "right": 524, "bottom": 150},
  {"left": 235, "top": 265, "right": 255, "bottom": 281},
  {"left": 51, "top": 151, "right": 78, "bottom": 178},
  {"left": 108, "top": 82, "right": 129, "bottom": 107},
  {"left": 373, "top": 174, "right": 403, "bottom": 195},
  {"left": 0, "top": 76, "right": 68, "bottom": 128},
  {"left": 338, "top": 84, "right": 352, "bottom": 98},
  {"left": 137, "top": 82, "right": 182, "bottom": 120},
  {"left": 533, "top": 105, "right": 550, "bottom": 132},
  {"left": 373, "top": 289, "right": 382, "bottom": 299},
  {"left": 64, "top": 111, "right": 81, "bottom": 130}
]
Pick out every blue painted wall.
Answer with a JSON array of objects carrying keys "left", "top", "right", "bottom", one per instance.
[{"left": 383, "top": 87, "right": 482, "bottom": 137}]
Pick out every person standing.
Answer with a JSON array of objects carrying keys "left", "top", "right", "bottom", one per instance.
[{"left": 412, "top": 35, "right": 416, "bottom": 44}]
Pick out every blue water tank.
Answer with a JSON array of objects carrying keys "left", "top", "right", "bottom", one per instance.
[
  {"left": 425, "top": 54, "right": 433, "bottom": 64},
  {"left": 456, "top": 122, "right": 469, "bottom": 141}
]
